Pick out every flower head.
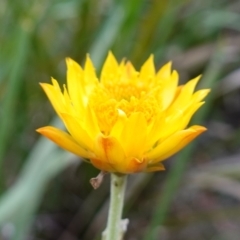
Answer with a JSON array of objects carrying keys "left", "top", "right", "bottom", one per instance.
[{"left": 37, "top": 52, "right": 210, "bottom": 174}]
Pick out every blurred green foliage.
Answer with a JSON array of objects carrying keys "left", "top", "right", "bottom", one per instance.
[{"left": 1, "top": 0, "right": 240, "bottom": 239}]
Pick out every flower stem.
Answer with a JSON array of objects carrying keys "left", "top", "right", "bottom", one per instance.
[{"left": 104, "top": 173, "right": 127, "bottom": 240}]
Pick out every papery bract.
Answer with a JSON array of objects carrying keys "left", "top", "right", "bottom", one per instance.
[{"left": 37, "top": 52, "right": 210, "bottom": 174}]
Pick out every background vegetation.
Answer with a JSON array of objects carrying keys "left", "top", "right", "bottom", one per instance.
[{"left": 1, "top": 0, "right": 240, "bottom": 239}]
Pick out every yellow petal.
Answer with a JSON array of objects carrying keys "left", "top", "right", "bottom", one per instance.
[
  {"left": 63, "top": 85, "right": 75, "bottom": 115},
  {"left": 160, "top": 70, "right": 179, "bottom": 110},
  {"left": 145, "top": 112, "right": 166, "bottom": 149},
  {"left": 100, "top": 51, "right": 119, "bottom": 84},
  {"left": 139, "top": 54, "right": 155, "bottom": 80},
  {"left": 125, "top": 61, "right": 137, "bottom": 79},
  {"left": 93, "top": 134, "right": 126, "bottom": 171},
  {"left": 147, "top": 101, "right": 203, "bottom": 147},
  {"left": 84, "top": 106, "right": 100, "bottom": 138},
  {"left": 120, "top": 112, "right": 148, "bottom": 157},
  {"left": 191, "top": 89, "right": 211, "bottom": 103},
  {"left": 156, "top": 61, "right": 172, "bottom": 79},
  {"left": 66, "top": 58, "right": 84, "bottom": 113},
  {"left": 168, "top": 75, "right": 201, "bottom": 113},
  {"left": 158, "top": 102, "right": 205, "bottom": 140},
  {"left": 146, "top": 125, "right": 206, "bottom": 163},
  {"left": 40, "top": 81, "right": 67, "bottom": 117},
  {"left": 60, "top": 113, "right": 94, "bottom": 151},
  {"left": 110, "top": 110, "right": 127, "bottom": 139},
  {"left": 179, "top": 102, "right": 205, "bottom": 129},
  {"left": 84, "top": 54, "right": 98, "bottom": 86},
  {"left": 36, "top": 126, "right": 90, "bottom": 158}
]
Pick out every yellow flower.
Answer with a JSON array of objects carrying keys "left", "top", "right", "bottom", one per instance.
[{"left": 37, "top": 52, "right": 210, "bottom": 174}]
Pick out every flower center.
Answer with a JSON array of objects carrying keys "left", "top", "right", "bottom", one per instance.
[
  {"left": 104, "top": 81, "right": 148, "bottom": 101},
  {"left": 88, "top": 65, "right": 160, "bottom": 134}
]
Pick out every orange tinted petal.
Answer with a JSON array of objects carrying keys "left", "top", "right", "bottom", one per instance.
[
  {"left": 93, "top": 134, "right": 126, "bottom": 171},
  {"left": 120, "top": 157, "right": 147, "bottom": 174},
  {"left": 36, "top": 126, "right": 90, "bottom": 158},
  {"left": 90, "top": 158, "right": 116, "bottom": 172}
]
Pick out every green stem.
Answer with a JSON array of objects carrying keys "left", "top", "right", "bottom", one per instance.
[{"left": 104, "top": 173, "right": 127, "bottom": 240}]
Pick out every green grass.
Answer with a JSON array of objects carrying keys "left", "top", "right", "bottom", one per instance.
[{"left": 1, "top": 0, "right": 240, "bottom": 239}]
